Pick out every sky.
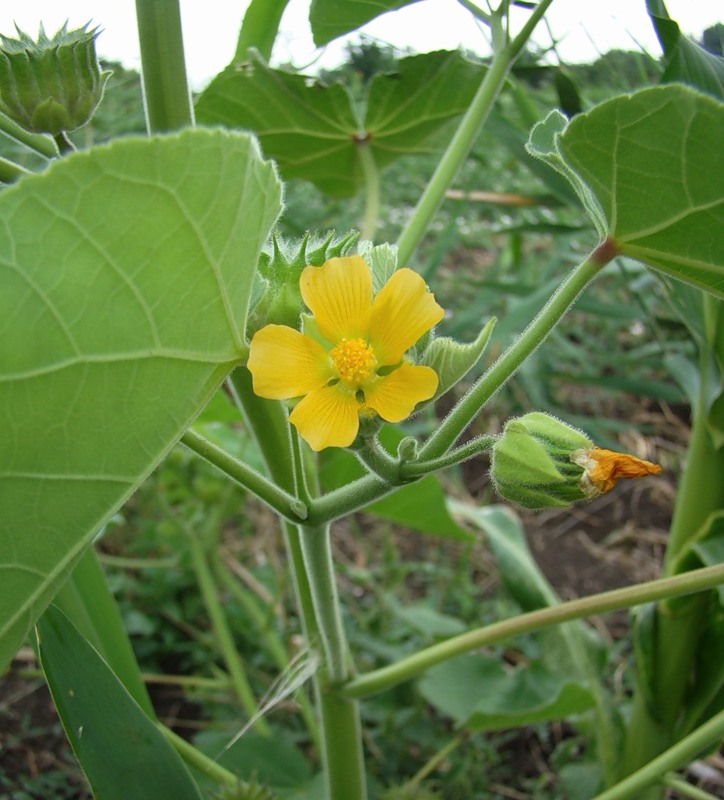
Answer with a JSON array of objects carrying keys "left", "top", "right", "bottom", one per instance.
[{"left": 0, "top": 1, "right": 720, "bottom": 89}]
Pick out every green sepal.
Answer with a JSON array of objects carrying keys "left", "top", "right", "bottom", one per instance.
[
  {"left": 421, "top": 317, "right": 496, "bottom": 401},
  {"left": 357, "top": 240, "right": 398, "bottom": 292}
]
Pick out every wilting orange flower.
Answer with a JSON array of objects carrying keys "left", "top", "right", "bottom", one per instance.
[
  {"left": 247, "top": 256, "right": 444, "bottom": 451},
  {"left": 572, "top": 447, "right": 662, "bottom": 497}
]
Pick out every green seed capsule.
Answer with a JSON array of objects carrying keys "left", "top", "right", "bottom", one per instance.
[{"left": 0, "top": 22, "right": 110, "bottom": 135}]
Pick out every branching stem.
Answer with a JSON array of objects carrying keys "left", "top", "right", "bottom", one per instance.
[{"left": 342, "top": 564, "right": 724, "bottom": 699}]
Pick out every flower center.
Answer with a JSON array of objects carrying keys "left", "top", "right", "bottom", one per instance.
[{"left": 330, "top": 338, "right": 377, "bottom": 385}]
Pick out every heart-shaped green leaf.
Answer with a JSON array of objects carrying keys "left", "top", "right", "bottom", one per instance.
[
  {"left": 419, "top": 654, "right": 594, "bottom": 731},
  {"left": 647, "top": 0, "right": 724, "bottom": 99},
  {"left": 527, "top": 85, "right": 724, "bottom": 299},
  {"left": 309, "top": 0, "right": 424, "bottom": 46},
  {"left": 0, "top": 129, "right": 282, "bottom": 670},
  {"left": 195, "top": 50, "right": 484, "bottom": 197}
]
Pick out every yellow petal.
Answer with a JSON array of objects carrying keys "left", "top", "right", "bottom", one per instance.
[
  {"left": 299, "top": 256, "right": 372, "bottom": 343},
  {"left": 580, "top": 447, "right": 662, "bottom": 494},
  {"left": 248, "top": 325, "right": 332, "bottom": 399},
  {"left": 369, "top": 269, "right": 444, "bottom": 365},
  {"left": 363, "top": 364, "right": 438, "bottom": 423},
  {"left": 289, "top": 384, "right": 361, "bottom": 451}
]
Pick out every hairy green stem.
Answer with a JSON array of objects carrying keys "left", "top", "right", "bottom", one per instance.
[
  {"left": 357, "top": 140, "right": 381, "bottom": 242},
  {"left": 341, "top": 564, "right": 724, "bottom": 699},
  {"left": 228, "top": 370, "right": 297, "bottom": 489},
  {"left": 394, "top": 0, "right": 556, "bottom": 265},
  {"left": 665, "top": 324, "right": 724, "bottom": 570},
  {"left": 405, "top": 732, "right": 466, "bottom": 790},
  {"left": 181, "top": 428, "right": 307, "bottom": 522},
  {"left": 135, "top": 0, "right": 194, "bottom": 133},
  {"left": 298, "top": 525, "right": 347, "bottom": 683},
  {"left": 455, "top": 0, "right": 491, "bottom": 23},
  {"left": 0, "top": 109, "right": 59, "bottom": 158},
  {"left": 229, "top": 370, "right": 366, "bottom": 799},
  {"left": 294, "top": 518, "right": 366, "bottom": 795},
  {"left": 0, "top": 155, "right": 30, "bottom": 182},
  {"left": 661, "top": 774, "right": 721, "bottom": 800},
  {"left": 400, "top": 435, "right": 496, "bottom": 478},
  {"left": 593, "top": 709, "right": 724, "bottom": 800},
  {"left": 353, "top": 437, "right": 401, "bottom": 483},
  {"left": 306, "top": 472, "right": 393, "bottom": 525},
  {"left": 317, "top": 688, "right": 367, "bottom": 800},
  {"left": 418, "top": 254, "right": 604, "bottom": 460}
]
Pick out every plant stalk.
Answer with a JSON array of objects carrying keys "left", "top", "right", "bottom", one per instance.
[
  {"left": 418, "top": 254, "right": 604, "bottom": 460},
  {"left": 159, "top": 724, "right": 242, "bottom": 788},
  {"left": 0, "top": 109, "right": 59, "bottom": 158},
  {"left": 661, "top": 774, "right": 722, "bottom": 800},
  {"left": 342, "top": 564, "right": 724, "bottom": 699},
  {"left": 621, "top": 296, "right": 724, "bottom": 789},
  {"left": 357, "top": 140, "right": 381, "bottom": 242},
  {"left": 0, "top": 155, "right": 30, "bottom": 183},
  {"left": 181, "top": 428, "right": 307, "bottom": 522},
  {"left": 593, "top": 708, "right": 724, "bottom": 800},
  {"left": 394, "top": 0, "right": 556, "bottom": 265},
  {"left": 135, "top": 0, "right": 194, "bottom": 133},
  {"left": 229, "top": 369, "right": 367, "bottom": 799}
]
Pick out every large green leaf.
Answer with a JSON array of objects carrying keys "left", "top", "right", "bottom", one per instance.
[
  {"left": 37, "top": 605, "right": 204, "bottom": 800},
  {"left": 309, "top": 0, "right": 424, "bottom": 46},
  {"left": 419, "top": 654, "right": 594, "bottom": 731},
  {"left": 0, "top": 130, "right": 282, "bottom": 670},
  {"left": 527, "top": 85, "right": 724, "bottom": 299},
  {"left": 195, "top": 50, "right": 484, "bottom": 197},
  {"left": 647, "top": 0, "right": 724, "bottom": 99}
]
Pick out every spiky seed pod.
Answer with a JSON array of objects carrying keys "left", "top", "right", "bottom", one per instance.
[
  {"left": 247, "top": 229, "right": 360, "bottom": 336},
  {"left": 0, "top": 22, "right": 110, "bottom": 134}
]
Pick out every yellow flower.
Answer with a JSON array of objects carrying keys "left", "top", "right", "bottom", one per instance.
[
  {"left": 572, "top": 447, "right": 662, "bottom": 498},
  {"left": 247, "top": 256, "right": 444, "bottom": 451}
]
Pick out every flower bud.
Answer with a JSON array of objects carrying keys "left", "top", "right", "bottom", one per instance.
[
  {"left": 491, "top": 412, "right": 662, "bottom": 510},
  {"left": 0, "top": 22, "right": 110, "bottom": 135},
  {"left": 491, "top": 413, "right": 592, "bottom": 509}
]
